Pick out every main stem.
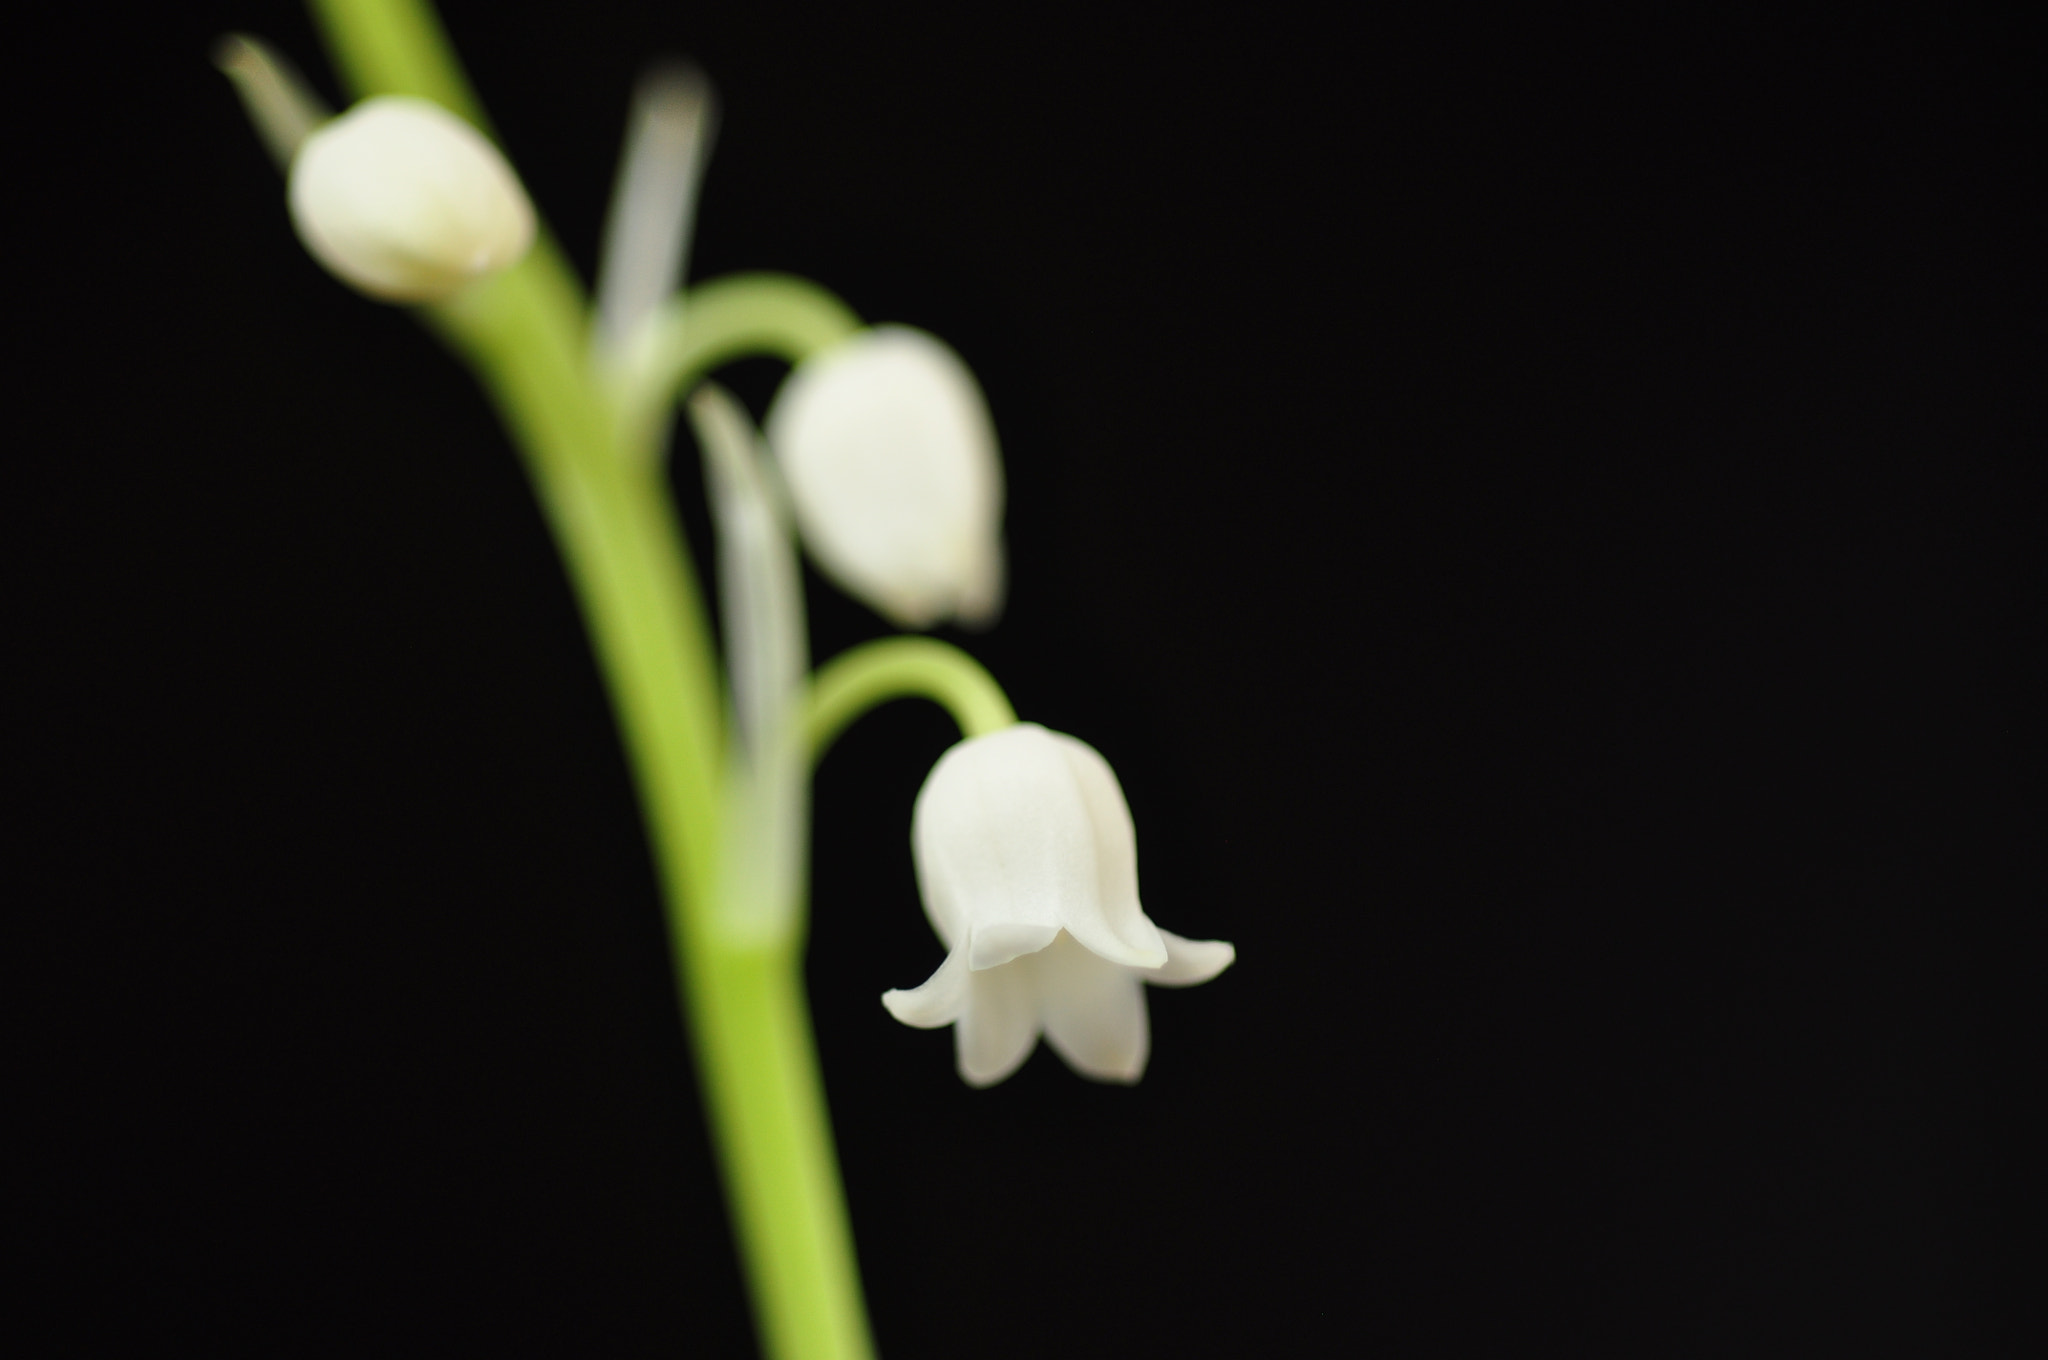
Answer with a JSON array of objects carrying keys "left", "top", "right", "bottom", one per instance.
[
  {"left": 442, "top": 266, "right": 872, "bottom": 1360},
  {"left": 307, "top": 3, "right": 873, "bottom": 1356}
]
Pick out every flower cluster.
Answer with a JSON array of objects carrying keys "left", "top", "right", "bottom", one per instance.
[{"left": 256, "top": 69, "right": 1231, "bottom": 1087}]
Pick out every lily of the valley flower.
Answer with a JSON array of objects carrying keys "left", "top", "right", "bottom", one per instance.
[
  {"left": 883, "top": 723, "right": 1234, "bottom": 1086},
  {"left": 766, "top": 326, "right": 1005, "bottom": 631},
  {"left": 288, "top": 96, "right": 535, "bottom": 303}
]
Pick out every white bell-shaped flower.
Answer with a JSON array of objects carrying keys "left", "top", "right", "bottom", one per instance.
[
  {"left": 288, "top": 96, "right": 535, "bottom": 303},
  {"left": 765, "top": 326, "right": 1005, "bottom": 630},
  {"left": 883, "top": 723, "right": 1234, "bottom": 1086}
]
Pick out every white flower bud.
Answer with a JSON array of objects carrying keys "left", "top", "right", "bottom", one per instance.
[
  {"left": 765, "top": 326, "right": 1005, "bottom": 630},
  {"left": 287, "top": 96, "right": 535, "bottom": 303},
  {"left": 883, "top": 724, "right": 1235, "bottom": 1086}
]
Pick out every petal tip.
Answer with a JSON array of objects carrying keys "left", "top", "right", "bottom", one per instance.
[
  {"left": 1078, "top": 1055, "right": 1146, "bottom": 1085},
  {"left": 957, "top": 1040, "right": 1036, "bottom": 1088},
  {"left": 880, "top": 949, "right": 972, "bottom": 1028},
  {"left": 1145, "top": 932, "right": 1237, "bottom": 987}
]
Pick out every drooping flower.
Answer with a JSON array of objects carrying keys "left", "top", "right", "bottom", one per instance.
[
  {"left": 765, "top": 326, "right": 1005, "bottom": 630},
  {"left": 288, "top": 95, "right": 535, "bottom": 303},
  {"left": 883, "top": 723, "right": 1234, "bottom": 1086}
]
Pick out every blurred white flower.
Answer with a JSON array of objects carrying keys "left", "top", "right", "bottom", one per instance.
[
  {"left": 883, "top": 723, "right": 1234, "bottom": 1086},
  {"left": 288, "top": 95, "right": 534, "bottom": 303},
  {"left": 765, "top": 326, "right": 1005, "bottom": 630}
]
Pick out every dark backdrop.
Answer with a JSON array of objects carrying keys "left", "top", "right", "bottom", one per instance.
[{"left": 19, "top": 2, "right": 2039, "bottom": 1355}]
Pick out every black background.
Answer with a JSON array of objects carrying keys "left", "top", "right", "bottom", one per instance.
[{"left": 17, "top": 2, "right": 2040, "bottom": 1355}]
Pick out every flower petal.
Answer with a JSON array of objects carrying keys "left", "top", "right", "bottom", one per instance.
[
  {"left": 1037, "top": 936, "right": 1150, "bottom": 1083},
  {"left": 1043, "top": 731, "right": 1168, "bottom": 968},
  {"left": 881, "top": 947, "right": 970, "bottom": 1028},
  {"left": 955, "top": 961, "right": 1041, "bottom": 1088},
  {"left": 967, "top": 921, "right": 1060, "bottom": 971},
  {"left": 1145, "top": 929, "right": 1237, "bottom": 987},
  {"left": 911, "top": 725, "right": 1089, "bottom": 948}
]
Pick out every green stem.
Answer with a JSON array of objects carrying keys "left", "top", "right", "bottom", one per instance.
[
  {"left": 659, "top": 271, "right": 861, "bottom": 368},
  {"left": 450, "top": 272, "right": 872, "bottom": 1360},
  {"left": 806, "top": 638, "right": 1019, "bottom": 766},
  {"left": 302, "top": 4, "right": 874, "bottom": 1357},
  {"left": 430, "top": 266, "right": 726, "bottom": 908},
  {"left": 617, "top": 273, "right": 863, "bottom": 456},
  {"left": 687, "top": 945, "right": 869, "bottom": 1360},
  {"left": 306, "top": 0, "right": 488, "bottom": 128}
]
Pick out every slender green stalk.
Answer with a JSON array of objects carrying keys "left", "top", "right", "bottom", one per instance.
[
  {"left": 434, "top": 197, "right": 873, "bottom": 1360},
  {"left": 300, "top": 3, "right": 874, "bottom": 1356},
  {"left": 307, "top": 0, "right": 487, "bottom": 128},
  {"left": 615, "top": 273, "right": 863, "bottom": 459},
  {"left": 650, "top": 273, "right": 863, "bottom": 380},
  {"left": 806, "top": 638, "right": 1019, "bottom": 765},
  {"left": 429, "top": 267, "right": 726, "bottom": 911}
]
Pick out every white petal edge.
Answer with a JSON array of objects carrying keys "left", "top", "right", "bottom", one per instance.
[
  {"left": 967, "top": 921, "right": 1060, "bottom": 971},
  {"left": 1045, "top": 731, "right": 1168, "bottom": 968},
  {"left": 1144, "top": 930, "right": 1237, "bottom": 987},
  {"left": 881, "top": 947, "right": 970, "bottom": 1028}
]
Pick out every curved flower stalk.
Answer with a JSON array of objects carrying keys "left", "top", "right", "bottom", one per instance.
[
  {"left": 885, "top": 724, "right": 1235, "bottom": 1085},
  {"left": 767, "top": 326, "right": 1006, "bottom": 630}
]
